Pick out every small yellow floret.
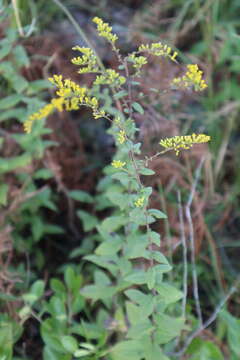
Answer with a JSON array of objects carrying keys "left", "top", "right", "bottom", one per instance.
[
  {"left": 172, "top": 64, "right": 207, "bottom": 91},
  {"left": 159, "top": 133, "right": 211, "bottom": 155},
  {"left": 117, "top": 130, "right": 126, "bottom": 144},
  {"left": 134, "top": 196, "right": 145, "bottom": 208},
  {"left": 112, "top": 160, "right": 126, "bottom": 168}
]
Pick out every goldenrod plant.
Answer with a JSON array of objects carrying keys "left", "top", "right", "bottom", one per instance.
[{"left": 24, "top": 17, "right": 211, "bottom": 360}]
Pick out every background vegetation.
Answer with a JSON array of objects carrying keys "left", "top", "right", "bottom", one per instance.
[{"left": 1, "top": 0, "right": 240, "bottom": 359}]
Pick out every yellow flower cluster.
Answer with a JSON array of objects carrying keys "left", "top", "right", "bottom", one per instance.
[
  {"left": 24, "top": 97, "right": 65, "bottom": 133},
  {"left": 94, "top": 69, "right": 126, "bottom": 87},
  {"left": 112, "top": 160, "right": 126, "bottom": 168},
  {"left": 159, "top": 133, "right": 211, "bottom": 155},
  {"left": 172, "top": 64, "right": 207, "bottom": 91},
  {"left": 49, "top": 75, "right": 87, "bottom": 99},
  {"left": 92, "top": 17, "right": 118, "bottom": 44},
  {"left": 71, "top": 46, "right": 99, "bottom": 73},
  {"left": 134, "top": 196, "right": 145, "bottom": 208},
  {"left": 139, "top": 42, "right": 178, "bottom": 62},
  {"left": 24, "top": 75, "right": 106, "bottom": 133},
  {"left": 129, "top": 54, "right": 148, "bottom": 73},
  {"left": 117, "top": 130, "right": 126, "bottom": 144}
]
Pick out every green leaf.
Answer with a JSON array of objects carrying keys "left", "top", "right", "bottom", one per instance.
[
  {"left": 49, "top": 297, "right": 67, "bottom": 321},
  {"left": 81, "top": 284, "right": 116, "bottom": 301},
  {"left": 127, "top": 320, "right": 154, "bottom": 340},
  {"left": 64, "top": 267, "right": 75, "bottom": 292},
  {"left": 61, "top": 336, "right": 78, "bottom": 354},
  {"left": 155, "top": 314, "right": 185, "bottom": 344},
  {"left": 129, "top": 208, "right": 155, "bottom": 226},
  {"left": 106, "top": 190, "right": 131, "bottom": 210},
  {"left": 146, "top": 267, "right": 156, "bottom": 290},
  {"left": 139, "top": 168, "right": 155, "bottom": 175},
  {"left": 41, "top": 319, "right": 66, "bottom": 353},
  {"left": 77, "top": 210, "right": 98, "bottom": 232},
  {"left": 69, "top": 190, "right": 94, "bottom": 204},
  {"left": 64, "top": 267, "right": 82, "bottom": 294},
  {"left": 154, "top": 263, "right": 172, "bottom": 273},
  {"left": 125, "top": 270, "right": 147, "bottom": 285},
  {"left": 111, "top": 340, "right": 143, "bottom": 360},
  {"left": 84, "top": 254, "right": 118, "bottom": 275},
  {"left": 0, "top": 154, "right": 31, "bottom": 174},
  {"left": 148, "top": 209, "right": 167, "bottom": 219},
  {"left": 99, "top": 215, "right": 128, "bottom": 233},
  {"left": 33, "top": 168, "right": 53, "bottom": 180},
  {"left": 113, "top": 90, "right": 128, "bottom": 99},
  {"left": 132, "top": 102, "right": 144, "bottom": 114},
  {"left": 0, "top": 94, "right": 23, "bottom": 110},
  {"left": 125, "top": 289, "right": 150, "bottom": 305},
  {"left": 74, "top": 349, "right": 91, "bottom": 357},
  {"left": 152, "top": 251, "right": 169, "bottom": 264},
  {"left": 220, "top": 310, "right": 240, "bottom": 356},
  {"left": 30, "top": 280, "right": 45, "bottom": 299},
  {"left": 149, "top": 231, "right": 161, "bottom": 246},
  {"left": 142, "top": 337, "right": 170, "bottom": 360},
  {"left": 0, "top": 42, "right": 11, "bottom": 60},
  {"left": 95, "top": 236, "right": 123, "bottom": 256},
  {"left": 50, "top": 279, "right": 66, "bottom": 296},
  {"left": 156, "top": 283, "right": 183, "bottom": 304},
  {"left": 0, "top": 184, "right": 8, "bottom": 205},
  {"left": 27, "top": 79, "right": 50, "bottom": 93},
  {"left": 13, "top": 45, "right": 30, "bottom": 67},
  {"left": 187, "top": 338, "right": 224, "bottom": 360}
]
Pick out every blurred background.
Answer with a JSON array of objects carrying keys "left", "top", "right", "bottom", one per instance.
[{"left": 1, "top": 0, "right": 240, "bottom": 358}]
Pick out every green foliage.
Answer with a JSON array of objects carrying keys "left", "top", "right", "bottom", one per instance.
[{"left": 2, "top": 1, "right": 240, "bottom": 359}]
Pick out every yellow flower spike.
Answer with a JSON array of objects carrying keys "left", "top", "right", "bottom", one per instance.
[
  {"left": 23, "top": 119, "right": 33, "bottom": 134},
  {"left": 112, "top": 160, "right": 126, "bottom": 169},
  {"left": 94, "top": 69, "right": 126, "bottom": 87},
  {"left": 138, "top": 42, "right": 178, "bottom": 62},
  {"left": 71, "top": 46, "right": 99, "bottom": 73},
  {"left": 134, "top": 196, "right": 145, "bottom": 208},
  {"left": 92, "top": 17, "right": 118, "bottom": 44},
  {"left": 117, "top": 130, "right": 126, "bottom": 144},
  {"left": 159, "top": 133, "right": 211, "bottom": 155},
  {"left": 172, "top": 64, "right": 208, "bottom": 91},
  {"left": 93, "top": 109, "right": 105, "bottom": 119}
]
